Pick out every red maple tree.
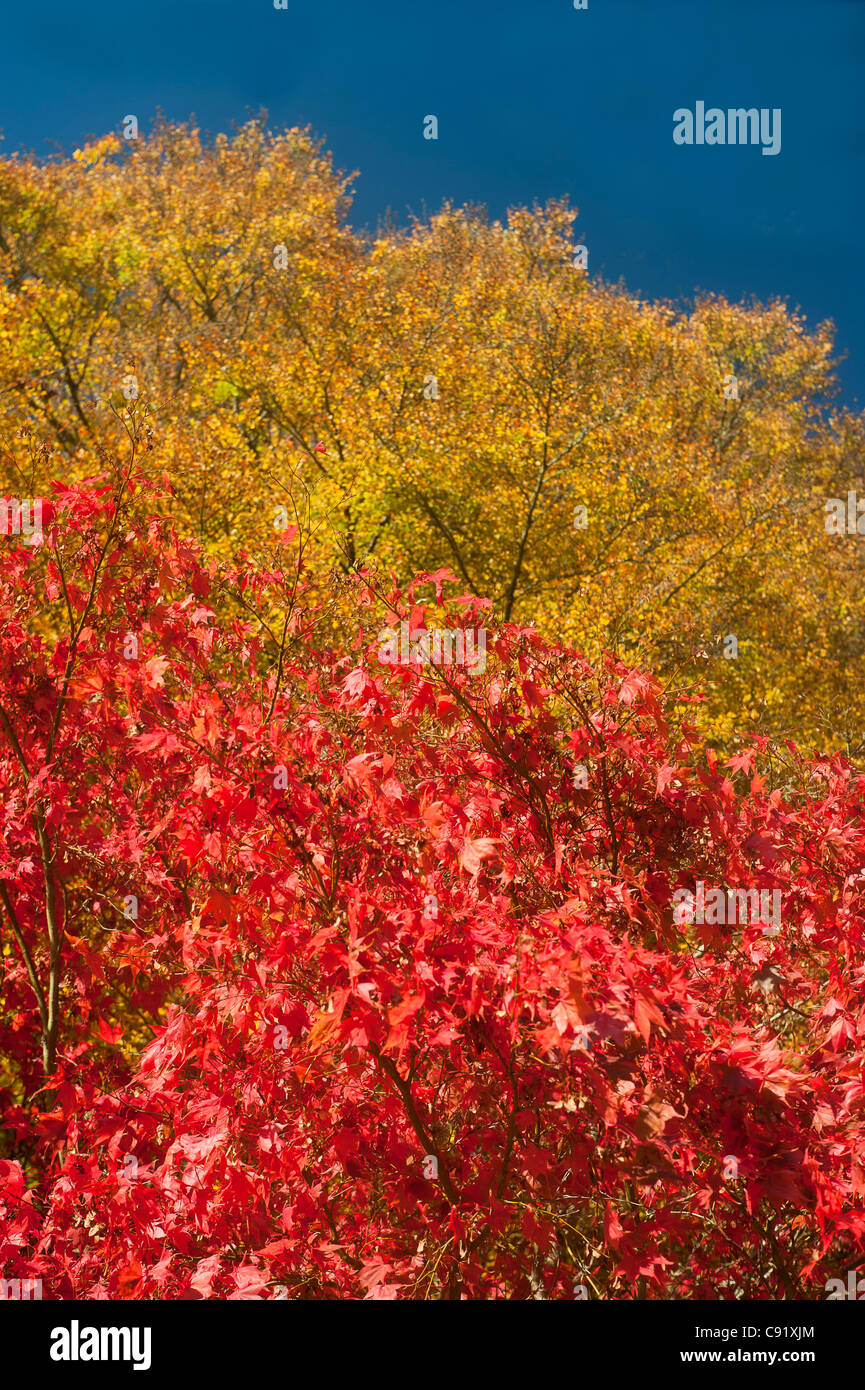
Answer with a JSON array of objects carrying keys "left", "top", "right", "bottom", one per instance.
[{"left": 1, "top": 465, "right": 864, "bottom": 1299}]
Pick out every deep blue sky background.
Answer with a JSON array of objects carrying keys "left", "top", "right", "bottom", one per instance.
[{"left": 2, "top": 0, "right": 863, "bottom": 407}]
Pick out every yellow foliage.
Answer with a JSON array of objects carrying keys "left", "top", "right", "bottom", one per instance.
[{"left": 1, "top": 118, "right": 863, "bottom": 753}]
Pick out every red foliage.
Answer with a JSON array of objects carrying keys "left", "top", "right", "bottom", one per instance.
[{"left": 1, "top": 473, "right": 865, "bottom": 1300}]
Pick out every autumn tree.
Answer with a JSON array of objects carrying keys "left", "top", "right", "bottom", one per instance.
[
  {"left": 0, "top": 118, "right": 863, "bottom": 752},
  {"left": 2, "top": 465, "right": 865, "bottom": 1299}
]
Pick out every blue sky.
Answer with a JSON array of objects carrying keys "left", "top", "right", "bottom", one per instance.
[{"left": 2, "top": 0, "right": 863, "bottom": 406}]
